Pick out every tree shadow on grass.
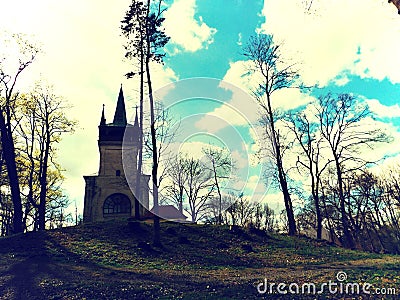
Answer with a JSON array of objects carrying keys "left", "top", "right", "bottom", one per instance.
[
  {"left": 0, "top": 232, "right": 68, "bottom": 300},
  {"left": 0, "top": 223, "right": 321, "bottom": 299},
  {"left": 0, "top": 230, "right": 235, "bottom": 299}
]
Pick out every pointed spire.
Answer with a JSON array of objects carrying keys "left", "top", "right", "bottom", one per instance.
[
  {"left": 134, "top": 105, "right": 139, "bottom": 128},
  {"left": 100, "top": 104, "right": 106, "bottom": 125},
  {"left": 112, "top": 85, "right": 127, "bottom": 126}
]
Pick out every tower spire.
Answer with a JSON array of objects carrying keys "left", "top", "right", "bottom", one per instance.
[
  {"left": 112, "top": 85, "right": 127, "bottom": 126},
  {"left": 100, "top": 104, "right": 106, "bottom": 125}
]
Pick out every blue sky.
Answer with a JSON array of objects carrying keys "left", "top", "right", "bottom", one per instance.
[
  {"left": 1, "top": 0, "right": 400, "bottom": 214},
  {"left": 164, "top": 0, "right": 264, "bottom": 78}
]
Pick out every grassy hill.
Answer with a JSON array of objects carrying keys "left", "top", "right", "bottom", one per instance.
[{"left": 0, "top": 221, "right": 399, "bottom": 299}]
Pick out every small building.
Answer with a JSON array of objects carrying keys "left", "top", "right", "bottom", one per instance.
[
  {"left": 83, "top": 87, "right": 150, "bottom": 222},
  {"left": 144, "top": 205, "right": 188, "bottom": 222}
]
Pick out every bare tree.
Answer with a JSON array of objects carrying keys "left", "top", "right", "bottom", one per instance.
[
  {"left": 224, "top": 192, "right": 239, "bottom": 226},
  {"left": 316, "top": 93, "right": 390, "bottom": 248},
  {"left": 182, "top": 156, "right": 214, "bottom": 222},
  {"left": 144, "top": 102, "right": 178, "bottom": 191},
  {"left": 122, "top": 0, "right": 147, "bottom": 220},
  {"left": 122, "top": 0, "right": 169, "bottom": 245},
  {"left": 348, "top": 170, "right": 387, "bottom": 252},
  {"left": 164, "top": 154, "right": 188, "bottom": 213},
  {"left": 378, "top": 165, "right": 400, "bottom": 251},
  {"left": 16, "top": 83, "right": 75, "bottom": 230},
  {"left": 243, "top": 34, "right": 298, "bottom": 235},
  {"left": 285, "top": 111, "right": 331, "bottom": 239},
  {"left": 202, "top": 147, "right": 235, "bottom": 224},
  {"left": 0, "top": 192, "right": 13, "bottom": 236},
  {"left": 0, "top": 137, "right": 13, "bottom": 235},
  {"left": 205, "top": 196, "right": 226, "bottom": 224},
  {"left": 224, "top": 192, "right": 255, "bottom": 227},
  {"left": 262, "top": 203, "right": 277, "bottom": 232},
  {"left": 0, "top": 33, "right": 39, "bottom": 233}
]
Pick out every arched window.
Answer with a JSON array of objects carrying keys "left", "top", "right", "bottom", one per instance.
[{"left": 103, "top": 193, "right": 131, "bottom": 215}]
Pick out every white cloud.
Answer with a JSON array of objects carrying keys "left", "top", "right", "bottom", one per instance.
[
  {"left": 258, "top": 0, "right": 400, "bottom": 86},
  {"left": 194, "top": 101, "right": 254, "bottom": 133},
  {"left": 231, "top": 150, "right": 248, "bottom": 169},
  {"left": 194, "top": 114, "right": 234, "bottom": 134},
  {"left": 354, "top": 117, "right": 400, "bottom": 163},
  {"left": 229, "top": 172, "right": 271, "bottom": 204},
  {"left": 178, "top": 141, "right": 213, "bottom": 159},
  {"left": 245, "top": 175, "right": 265, "bottom": 193},
  {"left": 331, "top": 73, "right": 351, "bottom": 87},
  {"left": 262, "top": 191, "right": 285, "bottom": 212},
  {"left": 222, "top": 60, "right": 315, "bottom": 110},
  {"left": 196, "top": 59, "right": 316, "bottom": 135},
  {"left": 164, "top": 0, "right": 217, "bottom": 53},
  {"left": 192, "top": 65, "right": 261, "bottom": 134},
  {"left": 366, "top": 99, "right": 400, "bottom": 118},
  {"left": 370, "top": 152, "right": 400, "bottom": 176},
  {"left": 221, "top": 60, "right": 260, "bottom": 93},
  {"left": 272, "top": 88, "right": 315, "bottom": 111}
]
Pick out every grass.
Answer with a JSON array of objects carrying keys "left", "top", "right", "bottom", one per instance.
[{"left": 0, "top": 220, "right": 399, "bottom": 299}]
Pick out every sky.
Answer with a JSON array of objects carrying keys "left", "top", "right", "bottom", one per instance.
[{"left": 1, "top": 0, "right": 400, "bottom": 216}]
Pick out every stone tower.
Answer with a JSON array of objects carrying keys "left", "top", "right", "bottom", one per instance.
[{"left": 83, "top": 86, "right": 149, "bottom": 222}]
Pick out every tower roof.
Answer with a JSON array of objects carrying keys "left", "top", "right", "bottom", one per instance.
[
  {"left": 134, "top": 105, "right": 139, "bottom": 128},
  {"left": 112, "top": 85, "right": 127, "bottom": 126},
  {"left": 100, "top": 104, "right": 106, "bottom": 125},
  {"left": 98, "top": 86, "right": 139, "bottom": 145}
]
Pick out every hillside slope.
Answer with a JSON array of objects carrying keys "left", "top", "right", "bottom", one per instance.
[{"left": 0, "top": 221, "right": 399, "bottom": 299}]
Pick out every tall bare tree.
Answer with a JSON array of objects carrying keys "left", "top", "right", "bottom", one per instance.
[
  {"left": 0, "top": 33, "right": 39, "bottom": 233},
  {"left": 143, "top": 102, "right": 178, "bottom": 193},
  {"left": 16, "top": 83, "right": 75, "bottom": 230},
  {"left": 316, "top": 93, "right": 390, "bottom": 248},
  {"left": 122, "top": 0, "right": 169, "bottom": 245},
  {"left": 122, "top": 0, "right": 147, "bottom": 220},
  {"left": 285, "top": 111, "right": 330, "bottom": 239},
  {"left": 164, "top": 154, "right": 188, "bottom": 213},
  {"left": 243, "top": 34, "right": 298, "bottom": 235}
]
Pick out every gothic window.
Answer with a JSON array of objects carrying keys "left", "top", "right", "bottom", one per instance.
[{"left": 103, "top": 193, "right": 131, "bottom": 215}]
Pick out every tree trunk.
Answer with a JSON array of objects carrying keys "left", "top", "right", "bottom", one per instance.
[
  {"left": 310, "top": 159, "right": 322, "bottom": 240},
  {"left": 315, "top": 195, "right": 322, "bottom": 239},
  {"left": 280, "top": 173, "right": 297, "bottom": 235},
  {"left": 178, "top": 187, "right": 184, "bottom": 213},
  {"left": 334, "top": 157, "right": 355, "bottom": 249},
  {"left": 134, "top": 5, "right": 145, "bottom": 220},
  {"left": 145, "top": 1, "right": 160, "bottom": 246},
  {"left": 265, "top": 92, "right": 296, "bottom": 235},
  {"left": 212, "top": 162, "right": 223, "bottom": 225},
  {"left": 0, "top": 111, "right": 23, "bottom": 233},
  {"left": 38, "top": 125, "right": 51, "bottom": 231},
  {"left": 312, "top": 175, "right": 322, "bottom": 239}
]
